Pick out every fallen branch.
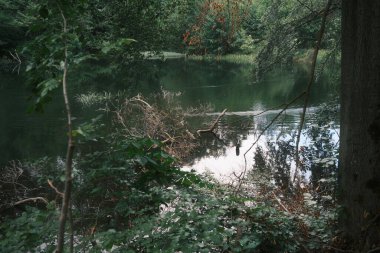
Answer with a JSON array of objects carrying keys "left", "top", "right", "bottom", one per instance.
[
  {"left": 14, "top": 197, "right": 48, "bottom": 206},
  {"left": 197, "top": 108, "right": 227, "bottom": 135}
]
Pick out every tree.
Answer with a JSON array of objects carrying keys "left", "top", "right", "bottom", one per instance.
[
  {"left": 340, "top": 1, "right": 380, "bottom": 249},
  {"left": 0, "top": 0, "right": 27, "bottom": 56}
]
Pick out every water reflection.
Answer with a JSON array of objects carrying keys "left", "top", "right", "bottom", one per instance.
[
  {"left": 183, "top": 109, "right": 305, "bottom": 180},
  {"left": 183, "top": 107, "right": 339, "bottom": 182},
  {"left": 0, "top": 59, "right": 338, "bottom": 167}
]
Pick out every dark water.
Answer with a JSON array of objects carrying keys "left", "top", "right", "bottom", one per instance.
[{"left": 0, "top": 59, "right": 338, "bottom": 167}]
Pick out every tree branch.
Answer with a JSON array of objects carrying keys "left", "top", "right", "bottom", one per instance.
[
  {"left": 48, "top": 179, "right": 64, "bottom": 197},
  {"left": 293, "top": 0, "right": 332, "bottom": 183}
]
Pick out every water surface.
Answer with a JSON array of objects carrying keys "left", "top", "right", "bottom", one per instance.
[{"left": 0, "top": 59, "right": 338, "bottom": 171}]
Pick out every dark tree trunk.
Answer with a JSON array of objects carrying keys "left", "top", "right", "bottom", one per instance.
[{"left": 340, "top": 1, "right": 380, "bottom": 249}]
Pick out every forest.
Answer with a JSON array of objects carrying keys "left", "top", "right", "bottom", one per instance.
[{"left": 0, "top": 0, "right": 379, "bottom": 252}]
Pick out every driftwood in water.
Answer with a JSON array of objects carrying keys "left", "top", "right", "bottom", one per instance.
[{"left": 197, "top": 109, "right": 227, "bottom": 135}]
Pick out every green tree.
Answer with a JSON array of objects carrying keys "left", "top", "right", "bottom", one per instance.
[
  {"left": 21, "top": 2, "right": 84, "bottom": 252},
  {"left": 183, "top": 0, "right": 253, "bottom": 55}
]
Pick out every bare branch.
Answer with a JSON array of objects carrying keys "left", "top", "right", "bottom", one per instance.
[
  {"left": 8, "top": 50, "right": 21, "bottom": 64},
  {"left": 48, "top": 179, "right": 64, "bottom": 197},
  {"left": 130, "top": 94, "right": 153, "bottom": 109},
  {"left": 14, "top": 197, "right": 48, "bottom": 206}
]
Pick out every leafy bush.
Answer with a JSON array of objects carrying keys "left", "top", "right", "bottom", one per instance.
[
  {"left": 0, "top": 206, "right": 58, "bottom": 253},
  {"left": 0, "top": 129, "right": 203, "bottom": 252},
  {"left": 91, "top": 185, "right": 299, "bottom": 253}
]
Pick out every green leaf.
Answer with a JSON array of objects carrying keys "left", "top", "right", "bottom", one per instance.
[
  {"left": 73, "top": 55, "right": 98, "bottom": 64},
  {"left": 246, "top": 240, "right": 260, "bottom": 249},
  {"left": 72, "top": 128, "right": 86, "bottom": 138},
  {"left": 37, "top": 79, "right": 60, "bottom": 98},
  {"left": 146, "top": 157, "right": 158, "bottom": 166},
  {"left": 101, "top": 38, "right": 137, "bottom": 54}
]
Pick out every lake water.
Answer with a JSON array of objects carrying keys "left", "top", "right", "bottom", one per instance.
[{"left": 0, "top": 59, "right": 338, "bottom": 177}]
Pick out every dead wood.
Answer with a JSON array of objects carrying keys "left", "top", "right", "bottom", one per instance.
[{"left": 197, "top": 108, "right": 227, "bottom": 135}]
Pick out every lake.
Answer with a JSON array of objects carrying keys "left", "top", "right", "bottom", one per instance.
[{"left": 0, "top": 58, "right": 339, "bottom": 178}]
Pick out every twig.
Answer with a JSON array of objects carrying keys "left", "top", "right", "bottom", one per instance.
[
  {"left": 0, "top": 179, "right": 28, "bottom": 189},
  {"left": 162, "top": 132, "right": 177, "bottom": 143},
  {"left": 130, "top": 95, "right": 152, "bottom": 109},
  {"left": 9, "top": 50, "right": 22, "bottom": 74},
  {"left": 14, "top": 197, "right": 48, "bottom": 205},
  {"left": 293, "top": 0, "right": 333, "bottom": 183},
  {"left": 185, "top": 129, "right": 196, "bottom": 140},
  {"left": 197, "top": 108, "right": 227, "bottom": 135},
  {"left": 9, "top": 50, "right": 21, "bottom": 64}
]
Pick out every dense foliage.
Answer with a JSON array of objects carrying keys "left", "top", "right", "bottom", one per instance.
[{"left": 0, "top": 93, "right": 340, "bottom": 252}]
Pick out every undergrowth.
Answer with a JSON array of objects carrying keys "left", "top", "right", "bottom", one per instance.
[{"left": 0, "top": 95, "right": 340, "bottom": 252}]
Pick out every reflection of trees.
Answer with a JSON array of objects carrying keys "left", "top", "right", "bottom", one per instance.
[
  {"left": 185, "top": 115, "right": 252, "bottom": 164},
  {"left": 248, "top": 105, "right": 339, "bottom": 192},
  {"left": 186, "top": 111, "right": 304, "bottom": 165}
]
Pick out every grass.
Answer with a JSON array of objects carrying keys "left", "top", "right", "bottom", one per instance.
[
  {"left": 293, "top": 49, "right": 340, "bottom": 65},
  {"left": 187, "top": 48, "right": 340, "bottom": 66},
  {"left": 188, "top": 53, "right": 257, "bottom": 65}
]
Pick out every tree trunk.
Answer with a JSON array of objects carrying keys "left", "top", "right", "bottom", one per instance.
[
  {"left": 340, "top": 1, "right": 380, "bottom": 249},
  {"left": 56, "top": 9, "right": 75, "bottom": 253}
]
